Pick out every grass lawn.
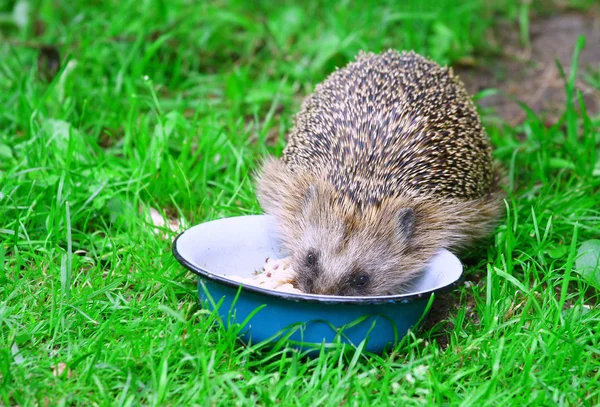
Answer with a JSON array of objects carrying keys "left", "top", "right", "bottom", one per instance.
[{"left": 1, "top": 0, "right": 600, "bottom": 405}]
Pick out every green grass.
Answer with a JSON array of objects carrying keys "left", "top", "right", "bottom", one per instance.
[{"left": 2, "top": 0, "right": 600, "bottom": 405}]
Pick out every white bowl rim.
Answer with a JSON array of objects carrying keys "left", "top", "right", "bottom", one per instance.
[{"left": 172, "top": 216, "right": 464, "bottom": 304}]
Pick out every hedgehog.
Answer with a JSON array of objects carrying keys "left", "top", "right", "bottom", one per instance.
[{"left": 255, "top": 50, "right": 505, "bottom": 297}]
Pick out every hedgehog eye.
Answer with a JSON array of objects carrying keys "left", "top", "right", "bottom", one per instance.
[
  {"left": 305, "top": 251, "right": 317, "bottom": 267},
  {"left": 353, "top": 274, "right": 370, "bottom": 287}
]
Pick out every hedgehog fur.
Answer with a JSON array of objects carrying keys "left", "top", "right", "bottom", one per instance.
[{"left": 256, "top": 50, "right": 505, "bottom": 296}]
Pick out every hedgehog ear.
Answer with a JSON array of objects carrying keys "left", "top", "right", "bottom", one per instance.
[
  {"left": 396, "top": 208, "right": 415, "bottom": 240},
  {"left": 303, "top": 184, "right": 318, "bottom": 205}
]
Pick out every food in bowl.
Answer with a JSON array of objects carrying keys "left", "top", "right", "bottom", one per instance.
[{"left": 227, "top": 257, "right": 303, "bottom": 294}]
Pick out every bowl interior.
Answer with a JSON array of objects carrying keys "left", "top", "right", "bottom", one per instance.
[{"left": 174, "top": 215, "right": 463, "bottom": 300}]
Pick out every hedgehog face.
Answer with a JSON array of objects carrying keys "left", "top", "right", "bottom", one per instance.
[
  {"left": 289, "top": 185, "right": 423, "bottom": 296},
  {"left": 256, "top": 157, "right": 434, "bottom": 296},
  {"left": 291, "top": 229, "right": 396, "bottom": 296}
]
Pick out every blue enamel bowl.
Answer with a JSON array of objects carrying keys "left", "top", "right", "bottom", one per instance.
[{"left": 173, "top": 215, "right": 463, "bottom": 354}]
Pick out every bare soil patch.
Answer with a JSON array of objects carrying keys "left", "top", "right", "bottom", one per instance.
[{"left": 457, "top": 12, "right": 600, "bottom": 125}]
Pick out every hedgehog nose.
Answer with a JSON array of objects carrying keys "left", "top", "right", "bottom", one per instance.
[{"left": 297, "top": 281, "right": 315, "bottom": 294}]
